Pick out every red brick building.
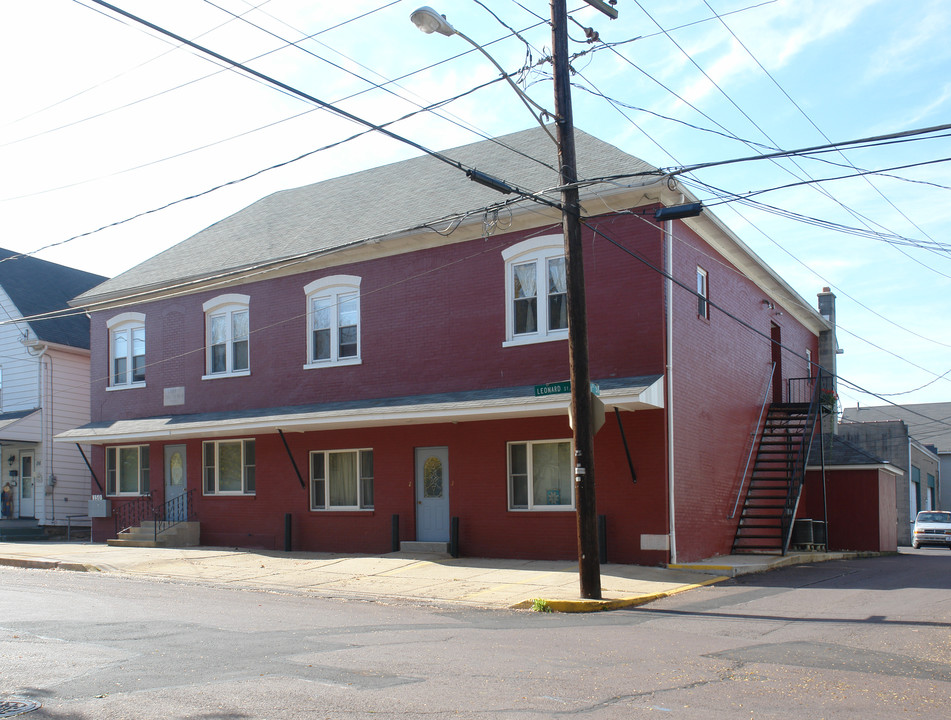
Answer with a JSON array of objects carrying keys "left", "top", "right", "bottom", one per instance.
[{"left": 61, "top": 128, "right": 832, "bottom": 564}]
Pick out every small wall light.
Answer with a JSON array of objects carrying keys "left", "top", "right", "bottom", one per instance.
[
  {"left": 761, "top": 299, "right": 774, "bottom": 310},
  {"left": 7, "top": 455, "right": 14, "bottom": 467}
]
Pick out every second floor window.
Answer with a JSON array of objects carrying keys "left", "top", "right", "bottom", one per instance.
[
  {"left": 203, "top": 295, "right": 250, "bottom": 377},
  {"left": 697, "top": 266, "right": 709, "bottom": 320},
  {"left": 304, "top": 276, "right": 361, "bottom": 367},
  {"left": 502, "top": 236, "right": 568, "bottom": 346},
  {"left": 107, "top": 313, "right": 146, "bottom": 387}
]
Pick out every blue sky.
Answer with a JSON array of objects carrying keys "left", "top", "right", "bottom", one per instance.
[{"left": 1, "top": 0, "right": 950, "bottom": 409}]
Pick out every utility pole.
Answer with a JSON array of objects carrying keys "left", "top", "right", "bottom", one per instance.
[{"left": 551, "top": 0, "right": 601, "bottom": 599}]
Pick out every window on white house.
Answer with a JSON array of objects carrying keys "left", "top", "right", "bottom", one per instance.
[
  {"left": 502, "top": 236, "right": 568, "bottom": 346},
  {"left": 203, "top": 439, "right": 255, "bottom": 495},
  {"left": 310, "top": 449, "right": 374, "bottom": 510},
  {"left": 696, "top": 266, "right": 709, "bottom": 319},
  {"left": 304, "top": 276, "right": 361, "bottom": 367},
  {"left": 107, "top": 313, "right": 146, "bottom": 388},
  {"left": 508, "top": 440, "right": 573, "bottom": 510},
  {"left": 106, "top": 445, "right": 150, "bottom": 495},
  {"left": 203, "top": 295, "right": 250, "bottom": 377}
]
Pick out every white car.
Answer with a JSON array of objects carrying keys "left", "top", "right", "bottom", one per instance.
[{"left": 912, "top": 511, "right": 951, "bottom": 549}]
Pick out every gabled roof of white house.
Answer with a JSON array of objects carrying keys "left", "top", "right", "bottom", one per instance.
[
  {"left": 0, "top": 249, "right": 106, "bottom": 349},
  {"left": 70, "top": 126, "right": 829, "bottom": 334}
]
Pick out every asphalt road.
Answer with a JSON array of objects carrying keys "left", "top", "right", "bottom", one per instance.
[{"left": 0, "top": 549, "right": 948, "bottom": 719}]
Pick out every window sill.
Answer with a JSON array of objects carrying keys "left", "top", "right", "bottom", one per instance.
[
  {"left": 202, "top": 492, "right": 256, "bottom": 498},
  {"left": 502, "top": 333, "right": 568, "bottom": 348},
  {"left": 309, "top": 509, "right": 375, "bottom": 515},
  {"left": 106, "top": 383, "right": 146, "bottom": 392},
  {"left": 201, "top": 370, "right": 251, "bottom": 381},
  {"left": 303, "top": 358, "right": 362, "bottom": 370},
  {"left": 508, "top": 507, "right": 575, "bottom": 513}
]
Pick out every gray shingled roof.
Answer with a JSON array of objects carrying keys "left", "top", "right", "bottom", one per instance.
[
  {"left": 0, "top": 249, "right": 106, "bottom": 349},
  {"left": 74, "top": 127, "right": 658, "bottom": 304}
]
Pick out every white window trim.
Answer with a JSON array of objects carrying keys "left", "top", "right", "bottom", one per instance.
[
  {"left": 502, "top": 235, "right": 568, "bottom": 347},
  {"left": 202, "top": 294, "right": 251, "bottom": 380},
  {"left": 106, "top": 444, "right": 150, "bottom": 496},
  {"left": 507, "top": 439, "right": 574, "bottom": 511},
  {"left": 696, "top": 266, "right": 709, "bottom": 319},
  {"left": 202, "top": 438, "right": 255, "bottom": 495},
  {"left": 303, "top": 275, "right": 362, "bottom": 369},
  {"left": 309, "top": 448, "right": 374, "bottom": 511},
  {"left": 106, "top": 312, "right": 146, "bottom": 390}
]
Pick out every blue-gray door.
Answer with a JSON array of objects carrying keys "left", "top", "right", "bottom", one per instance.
[
  {"left": 415, "top": 447, "right": 449, "bottom": 542},
  {"left": 164, "top": 445, "right": 187, "bottom": 522}
]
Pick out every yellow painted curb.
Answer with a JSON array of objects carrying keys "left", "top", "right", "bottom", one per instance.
[{"left": 513, "top": 575, "right": 728, "bottom": 613}]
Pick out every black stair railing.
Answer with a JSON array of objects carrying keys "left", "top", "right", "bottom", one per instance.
[
  {"left": 777, "top": 372, "right": 823, "bottom": 554},
  {"left": 153, "top": 489, "right": 197, "bottom": 543},
  {"left": 113, "top": 493, "right": 155, "bottom": 536}
]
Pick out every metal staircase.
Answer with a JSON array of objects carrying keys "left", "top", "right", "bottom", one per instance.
[{"left": 732, "top": 376, "right": 822, "bottom": 555}]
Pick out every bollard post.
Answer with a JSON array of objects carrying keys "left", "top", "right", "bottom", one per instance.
[
  {"left": 391, "top": 514, "right": 400, "bottom": 552},
  {"left": 284, "top": 513, "right": 292, "bottom": 552},
  {"left": 598, "top": 514, "right": 607, "bottom": 564},
  {"left": 450, "top": 516, "right": 459, "bottom": 558}
]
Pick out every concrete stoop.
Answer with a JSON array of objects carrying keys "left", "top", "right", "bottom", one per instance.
[
  {"left": 107, "top": 521, "right": 200, "bottom": 548},
  {"left": 399, "top": 541, "right": 450, "bottom": 555}
]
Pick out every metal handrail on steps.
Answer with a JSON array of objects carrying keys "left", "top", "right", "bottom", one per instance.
[
  {"left": 779, "top": 372, "right": 823, "bottom": 554},
  {"left": 730, "top": 362, "right": 776, "bottom": 519},
  {"left": 113, "top": 493, "right": 155, "bottom": 536},
  {"left": 153, "top": 488, "right": 197, "bottom": 543}
]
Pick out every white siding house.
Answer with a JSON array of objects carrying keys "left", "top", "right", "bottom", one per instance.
[{"left": 0, "top": 250, "right": 105, "bottom": 528}]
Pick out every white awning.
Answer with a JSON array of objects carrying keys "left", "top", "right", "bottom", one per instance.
[
  {"left": 56, "top": 376, "right": 664, "bottom": 445},
  {"left": 0, "top": 409, "right": 41, "bottom": 443}
]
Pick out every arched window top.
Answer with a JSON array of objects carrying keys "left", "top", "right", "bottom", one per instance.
[
  {"left": 501, "top": 234, "right": 563, "bottom": 263},
  {"left": 107, "top": 311, "right": 145, "bottom": 329},
  {"left": 202, "top": 293, "right": 250, "bottom": 313},
  {"left": 304, "top": 275, "right": 361, "bottom": 296}
]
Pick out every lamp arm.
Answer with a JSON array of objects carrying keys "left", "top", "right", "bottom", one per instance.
[{"left": 455, "top": 29, "right": 558, "bottom": 146}]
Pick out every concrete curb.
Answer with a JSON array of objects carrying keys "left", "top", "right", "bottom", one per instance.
[
  {"left": 512, "top": 575, "right": 728, "bottom": 613},
  {"left": 0, "top": 556, "right": 99, "bottom": 573}
]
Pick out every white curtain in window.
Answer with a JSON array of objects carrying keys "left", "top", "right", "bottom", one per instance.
[
  {"left": 329, "top": 452, "right": 358, "bottom": 506},
  {"left": 532, "top": 443, "right": 570, "bottom": 506},
  {"left": 514, "top": 263, "right": 537, "bottom": 299}
]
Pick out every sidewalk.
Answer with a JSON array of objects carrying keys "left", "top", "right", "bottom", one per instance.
[{"left": 0, "top": 541, "right": 857, "bottom": 612}]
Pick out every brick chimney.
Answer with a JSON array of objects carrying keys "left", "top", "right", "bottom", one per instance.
[{"left": 817, "top": 287, "right": 839, "bottom": 433}]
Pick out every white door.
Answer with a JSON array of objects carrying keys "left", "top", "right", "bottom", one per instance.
[
  {"left": 164, "top": 445, "right": 188, "bottom": 522},
  {"left": 18, "top": 452, "right": 35, "bottom": 518},
  {"left": 415, "top": 447, "right": 449, "bottom": 542}
]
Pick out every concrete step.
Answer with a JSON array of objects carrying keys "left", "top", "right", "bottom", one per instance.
[
  {"left": 400, "top": 541, "right": 450, "bottom": 555},
  {"left": 109, "top": 521, "right": 200, "bottom": 548}
]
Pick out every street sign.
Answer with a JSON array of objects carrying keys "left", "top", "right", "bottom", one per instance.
[{"left": 534, "top": 381, "right": 600, "bottom": 397}]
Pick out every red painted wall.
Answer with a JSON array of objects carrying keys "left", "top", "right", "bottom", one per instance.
[
  {"left": 666, "top": 222, "right": 819, "bottom": 562},
  {"left": 89, "top": 216, "right": 666, "bottom": 424},
  {"left": 87, "top": 209, "right": 823, "bottom": 565},
  {"left": 800, "top": 467, "right": 898, "bottom": 552},
  {"left": 92, "top": 410, "right": 668, "bottom": 563}
]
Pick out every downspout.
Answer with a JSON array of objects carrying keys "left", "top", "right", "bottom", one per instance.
[
  {"left": 23, "top": 337, "right": 49, "bottom": 523},
  {"left": 665, "top": 218, "right": 677, "bottom": 564}
]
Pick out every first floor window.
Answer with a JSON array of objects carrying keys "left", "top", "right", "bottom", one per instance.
[
  {"left": 508, "top": 440, "right": 572, "bottom": 510},
  {"left": 310, "top": 449, "right": 373, "bottom": 510},
  {"left": 106, "top": 445, "right": 150, "bottom": 495},
  {"left": 203, "top": 439, "right": 255, "bottom": 495}
]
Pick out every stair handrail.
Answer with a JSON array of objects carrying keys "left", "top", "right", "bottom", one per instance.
[
  {"left": 779, "top": 371, "right": 824, "bottom": 554},
  {"left": 153, "top": 488, "right": 197, "bottom": 543},
  {"left": 113, "top": 493, "right": 155, "bottom": 536},
  {"left": 730, "top": 362, "right": 776, "bottom": 519}
]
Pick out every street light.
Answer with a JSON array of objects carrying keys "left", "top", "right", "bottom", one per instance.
[
  {"left": 410, "top": 7, "right": 556, "bottom": 145},
  {"left": 411, "top": 3, "right": 602, "bottom": 598}
]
